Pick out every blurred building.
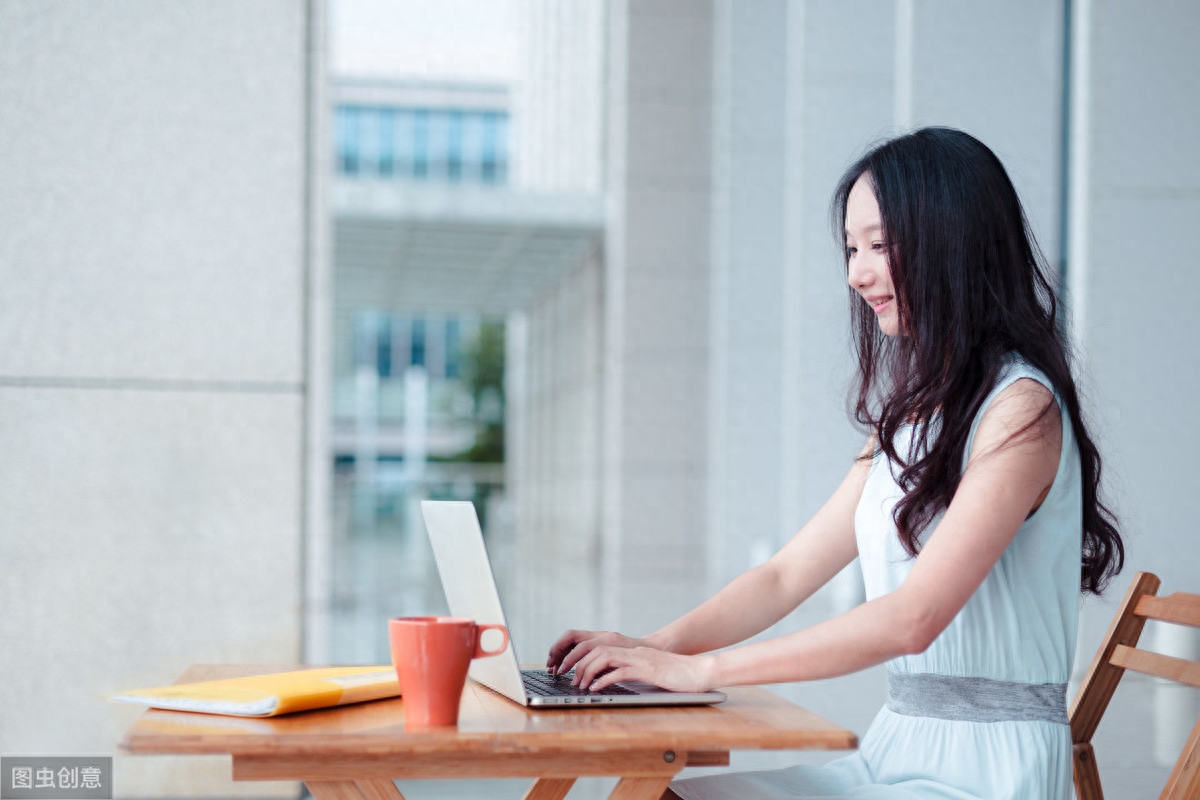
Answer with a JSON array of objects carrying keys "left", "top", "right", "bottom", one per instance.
[
  {"left": 320, "top": 0, "right": 608, "bottom": 667},
  {"left": 333, "top": 80, "right": 510, "bottom": 184},
  {"left": 329, "top": 78, "right": 513, "bottom": 474},
  {"left": 2, "top": 1, "right": 1198, "bottom": 798}
]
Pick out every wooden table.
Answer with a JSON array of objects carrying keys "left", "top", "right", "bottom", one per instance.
[{"left": 120, "top": 665, "right": 857, "bottom": 800}]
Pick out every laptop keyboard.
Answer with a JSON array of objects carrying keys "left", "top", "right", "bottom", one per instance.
[{"left": 521, "top": 669, "right": 637, "bottom": 698}]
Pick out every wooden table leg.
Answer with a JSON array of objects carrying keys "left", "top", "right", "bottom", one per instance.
[
  {"left": 607, "top": 776, "right": 674, "bottom": 800},
  {"left": 306, "top": 781, "right": 370, "bottom": 800},
  {"left": 357, "top": 779, "right": 407, "bottom": 800},
  {"left": 523, "top": 777, "right": 576, "bottom": 800}
]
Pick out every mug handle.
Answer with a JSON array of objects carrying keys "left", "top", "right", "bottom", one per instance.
[{"left": 473, "top": 624, "right": 509, "bottom": 658}]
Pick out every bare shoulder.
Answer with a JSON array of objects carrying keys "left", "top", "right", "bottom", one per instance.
[
  {"left": 849, "top": 435, "right": 877, "bottom": 489},
  {"left": 970, "top": 377, "right": 1062, "bottom": 465},
  {"left": 993, "top": 376, "right": 1056, "bottom": 409},
  {"left": 857, "top": 434, "right": 878, "bottom": 460},
  {"left": 982, "top": 377, "right": 1059, "bottom": 431}
]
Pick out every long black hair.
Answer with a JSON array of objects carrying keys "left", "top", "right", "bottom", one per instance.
[{"left": 832, "top": 127, "right": 1123, "bottom": 595}]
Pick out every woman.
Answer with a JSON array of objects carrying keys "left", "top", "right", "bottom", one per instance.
[{"left": 547, "top": 127, "right": 1124, "bottom": 799}]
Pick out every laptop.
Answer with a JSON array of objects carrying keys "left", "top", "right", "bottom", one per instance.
[{"left": 420, "top": 500, "right": 726, "bottom": 708}]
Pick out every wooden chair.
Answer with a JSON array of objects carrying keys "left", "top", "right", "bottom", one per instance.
[{"left": 1069, "top": 572, "right": 1200, "bottom": 799}]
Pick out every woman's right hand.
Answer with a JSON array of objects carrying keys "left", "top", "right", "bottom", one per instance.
[{"left": 546, "top": 629, "right": 656, "bottom": 677}]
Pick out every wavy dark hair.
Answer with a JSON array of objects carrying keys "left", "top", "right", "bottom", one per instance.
[{"left": 832, "top": 127, "right": 1123, "bottom": 595}]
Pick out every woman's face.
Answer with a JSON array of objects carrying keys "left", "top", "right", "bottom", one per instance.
[{"left": 845, "top": 175, "right": 899, "bottom": 337}]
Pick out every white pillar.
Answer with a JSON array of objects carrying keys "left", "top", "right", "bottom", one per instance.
[
  {"left": 1068, "top": 0, "right": 1200, "bottom": 663},
  {"left": 603, "top": 0, "right": 714, "bottom": 632}
]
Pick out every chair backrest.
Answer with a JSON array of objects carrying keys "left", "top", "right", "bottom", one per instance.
[{"left": 1068, "top": 571, "right": 1200, "bottom": 800}]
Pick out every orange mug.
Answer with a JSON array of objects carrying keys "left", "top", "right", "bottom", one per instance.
[{"left": 388, "top": 616, "right": 509, "bottom": 727}]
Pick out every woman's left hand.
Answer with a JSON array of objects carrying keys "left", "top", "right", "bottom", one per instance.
[{"left": 572, "top": 644, "right": 717, "bottom": 693}]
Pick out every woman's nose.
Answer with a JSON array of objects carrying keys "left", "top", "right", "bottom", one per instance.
[{"left": 847, "top": 256, "right": 870, "bottom": 289}]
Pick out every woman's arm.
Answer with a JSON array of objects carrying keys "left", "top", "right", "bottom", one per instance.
[
  {"left": 546, "top": 441, "right": 872, "bottom": 675},
  {"left": 575, "top": 378, "right": 1061, "bottom": 692}
]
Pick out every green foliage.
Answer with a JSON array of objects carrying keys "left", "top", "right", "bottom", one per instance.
[{"left": 456, "top": 320, "right": 505, "bottom": 463}]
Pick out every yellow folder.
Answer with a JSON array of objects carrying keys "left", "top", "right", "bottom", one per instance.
[{"left": 108, "top": 666, "right": 400, "bottom": 717}]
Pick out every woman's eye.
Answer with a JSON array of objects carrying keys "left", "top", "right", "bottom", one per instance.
[
  {"left": 845, "top": 246, "right": 857, "bottom": 257},
  {"left": 871, "top": 242, "right": 886, "bottom": 251}
]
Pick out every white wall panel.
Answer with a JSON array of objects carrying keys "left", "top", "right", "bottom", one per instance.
[
  {"left": 604, "top": 0, "right": 714, "bottom": 630},
  {"left": 907, "top": 0, "right": 1065, "bottom": 287},
  {"left": 0, "top": 2, "right": 320, "bottom": 797},
  {"left": 1073, "top": 1, "right": 1200, "bottom": 682},
  {"left": 0, "top": 0, "right": 306, "bottom": 384},
  {"left": 0, "top": 388, "right": 303, "bottom": 796}
]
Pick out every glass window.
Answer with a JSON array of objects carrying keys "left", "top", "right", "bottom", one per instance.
[
  {"left": 445, "top": 318, "right": 462, "bottom": 379},
  {"left": 493, "top": 113, "right": 509, "bottom": 184},
  {"left": 376, "top": 315, "right": 393, "bottom": 378},
  {"left": 460, "top": 112, "right": 484, "bottom": 183},
  {"left": 410, "top": 318, "right": 427, "bottom": 367},
  {"left": 352, "top": 311, "right": 379, "bottom": 368},
  {"left": 480, "top": 112, "right": 499, "bottom": 184},
  {"left": 427, "top": 110, "right": 449, "bottom": 182},
  {"left": 337, "top": 106, "right": 362, "bottom": 176},
  {"left": 395, "top": 109, "right": 414, "bottom": 179},
  {"left": 339, "top": 105, "right": 508, "bottom": 186},
  {"left": 446, "top": 110, "right": 464, "bottom": 182},
  {"left": 358, "top": 107, "right": 379, "bottom": 176},
  {"left": 378, "top": 108, "right": 396, "bottom": 177},
  {"left": 412, "top": 108, "right": 430, "bottom": 180}
]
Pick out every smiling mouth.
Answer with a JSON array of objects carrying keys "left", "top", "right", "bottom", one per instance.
[{"left": 869, "top": 296, "right": 893, "bottom": 310}]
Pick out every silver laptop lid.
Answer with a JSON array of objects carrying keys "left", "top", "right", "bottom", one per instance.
[{"left": 420, "top": 500, "right": 529, "bottom": 704}]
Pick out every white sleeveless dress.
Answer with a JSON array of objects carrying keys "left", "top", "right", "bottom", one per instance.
[{"left": 672, "top": 360, "right": 1080, "bottom": 799}]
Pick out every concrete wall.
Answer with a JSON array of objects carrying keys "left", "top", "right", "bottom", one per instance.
[
  {"left": 514, "top": 0, "right": 607, "bottom": 193},
  {"left": 602, "top": 0, "right": 715, "bottom": 632},
  {"left": 707, "top": 0, "right": 792, "bottom": 589},
  {"left": 0, "top": 2, "right": 326, "bottom": 797},
  {"left": 1069, "top": 0, "right": 1200, "bottom": 659},
  {"left": 903, "top": 0, "right": 1066, "bottom": 262},
  {"left": 781, "top": 0, "right": 899, "bottom": 616},
  {"left": 507, "top": 249, "right": 606, "bottom": 656}
]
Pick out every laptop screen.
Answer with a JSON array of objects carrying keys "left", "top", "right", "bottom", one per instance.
[{"left": 421, "top": 500, "right": 528, "bottom": 703}]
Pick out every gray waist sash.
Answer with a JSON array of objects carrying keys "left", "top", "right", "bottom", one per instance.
[{"left": 886, "top": 672, "right": 1068, "bottom": 725}]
